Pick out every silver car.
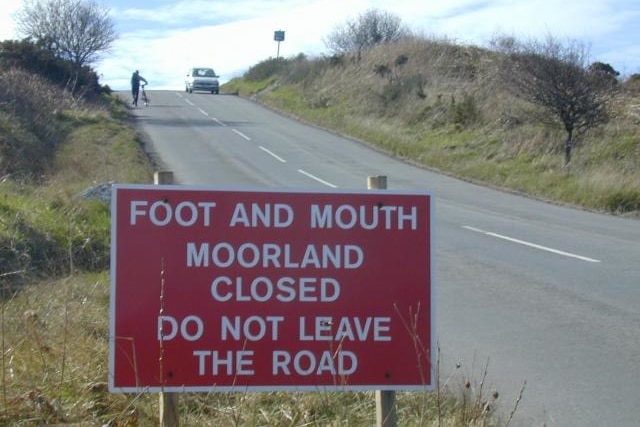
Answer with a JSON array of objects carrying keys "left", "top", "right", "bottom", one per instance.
[{"left": 185, "top": 67, "right": 219, "bottom": 94}]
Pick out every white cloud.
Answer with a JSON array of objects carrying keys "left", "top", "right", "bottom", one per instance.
[
  {"left": 430, "top": 0, "right": 627, "bottom": 40},
  {"left": 2, "top": 0, "right": 639, "bottom": 90},
  {"left": 0, "top": 0, "right": 23, "bottom": 40},
  {"left": 100, "top": 0, "right": 368, "bottom": 90},
  {"left": 116, "top": 0, "right": 312, "bottom": 25}
]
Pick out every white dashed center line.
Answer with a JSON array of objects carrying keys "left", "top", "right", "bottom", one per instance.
[
  {"left": 259, "top": 146, "right": 286, "bottom": 163},
  {"left": 232, "top": 129, "right": 251, "bottom": 140},
  {"left": 463, "top": 225, "right": 601, "bottom": 263},
  {"left": 297, "top": 169, "right": 337, "bottom": 188}
]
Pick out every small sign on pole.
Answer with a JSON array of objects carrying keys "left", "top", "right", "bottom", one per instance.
[
  {"left": 274, "top": 30, "right": 285, "bottom": 59},
  {"left": 109, "top": 185, "right": 434, "bottom": 393}
]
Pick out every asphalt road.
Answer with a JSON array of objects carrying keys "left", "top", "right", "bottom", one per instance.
[{"left": 123, "top": 90, "right": 640, "bottom": 426}]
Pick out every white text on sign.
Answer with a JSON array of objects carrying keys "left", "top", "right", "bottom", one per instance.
[{"left": 128, "top": 201, "right": 419, "bottom": 230}]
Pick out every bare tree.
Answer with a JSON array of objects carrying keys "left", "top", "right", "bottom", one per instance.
[
  {"left": 325, "top": 9, "right": 407, "bottom": 58},
  {"left": 16, "top": 0, "right": 117, "bottom": 91},
  {"left": 497, "top": 35, "right": 616, "bottom": 165}
]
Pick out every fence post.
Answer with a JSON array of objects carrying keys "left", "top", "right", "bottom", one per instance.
[
  {"left": 154, "top": 171, "right": 179, "bottom": 427},
  {"left": 368, "top": 175, "right": 397, "bottom": 427}
]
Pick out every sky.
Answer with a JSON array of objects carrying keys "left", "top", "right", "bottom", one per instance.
[{"left": 1, "top": 0, "right": 639, "bottom": 90}]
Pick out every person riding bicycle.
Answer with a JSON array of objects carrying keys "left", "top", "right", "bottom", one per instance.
[{"left": 130, "top": 70, "right": 148, "bottom": 106}]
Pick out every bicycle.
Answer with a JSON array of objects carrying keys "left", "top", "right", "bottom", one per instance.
[{"left": 140, "top": 83, "right": 149, "bottom": 106}]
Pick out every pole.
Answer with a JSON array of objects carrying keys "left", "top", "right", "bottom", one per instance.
[
  {"left": 368, "top": 175, "right": 397, "bottom": 427},
  {"left": 367, "top": 175, "right": 387, "bottom": 191},
  {"left": 155, "top": 171, "right": 179, "bottom": 427},
  {"left": 154, "top": 170, "right": 173, "bottom": 186}
]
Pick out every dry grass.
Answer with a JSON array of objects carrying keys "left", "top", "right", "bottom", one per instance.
[
  {"left": 229, "top": 36, "right": 640, "bottom": 216},
  {"left": 1, "top": 273, "right": 503, "bottom": 425}
]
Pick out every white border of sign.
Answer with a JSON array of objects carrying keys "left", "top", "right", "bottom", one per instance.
[{"left": 109, "top": 184, "right": 436, "bottom": 393}]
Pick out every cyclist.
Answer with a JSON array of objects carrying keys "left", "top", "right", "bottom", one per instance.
[{"left": 130, "top": 70, "right": 148, "bottom": 106}]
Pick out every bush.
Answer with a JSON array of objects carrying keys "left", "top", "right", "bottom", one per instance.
[
  {"left": 281, "top": 54, "right": 331, "bottom": 85},
  {"left": 0, "top": 39, "right": 106, "bottom": 97},
  {"left": 0, "top": 68, "right": 74, "bottom": 177},
  {"left": 244, "top": 57, "right": 289, "bottom": 81},
  {"left": 449, "top": 93, "right": 481, "bottom": 128},
  {"left": 603, "top": 189, "right": 640, "bottom": 213},
  {"left": 0, "top": 112, "right": 47, "bottom": 177},
  {"left": 623, "top": 74, "right": 640, "bottom": 94}
]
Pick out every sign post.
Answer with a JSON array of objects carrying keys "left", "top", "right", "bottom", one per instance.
[
  {"left": 368, "top": 176, "right": 397, "bottom": 427},
  {"left": 274, "top": 30, "right": 285, "bottom": 59},
  {"left": 109, "top": 185, "right": 434, "bottom": 394},
  {"left": 154, "top": 171, "right": 179, "bottom": 427}
]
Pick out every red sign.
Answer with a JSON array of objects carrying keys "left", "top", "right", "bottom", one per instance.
[{"left": 109, "top": 185, "right": 434, "bottom": 392}]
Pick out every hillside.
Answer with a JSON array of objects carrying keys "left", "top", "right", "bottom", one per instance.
[{"left": 224, "top": 36, "right": 640, "bottom": 217}]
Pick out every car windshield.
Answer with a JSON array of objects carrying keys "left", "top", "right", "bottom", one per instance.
[{"left": 194, "top": 68, "right": 215, "bottom": 77}]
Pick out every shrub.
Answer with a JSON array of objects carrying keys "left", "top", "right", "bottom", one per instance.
[
  {"left": 623, "top": 74, "right": 640, "bottom": 94},
  {"left": 0, "top": 112, "right": 47, "bottom": 177},
  {"left": 0, "top": 68, "right": 74, "bottom": 177},
  {"left": 244, "top": 57, "right": 289, "bottom": 81},
  {"left": 0, "top": 39, "right": 106, "bottom": 97},
  {"left": 603, "top": 189, "right": 640, "bottom": 213},
  {"left": 282, "top": 54, "right": 334, "bottom": 85},
  {"left": 449, "top": 93, "right": 481, "bottom": 128}
]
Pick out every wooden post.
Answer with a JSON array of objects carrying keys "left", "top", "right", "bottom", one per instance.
[
  {"left": 376, "top": 390, "right": 397, "bottom": 427},
  {"left": 367, "top": 175, "right": 387, "bottom": 192},
  {"left": 154, "top": 170, "right": 174, "bottom": 186},
  {"left": 159, "top": 392, "right": 179, "bottom": 427},
  {"left": 154, "top": 171, "right": 179, "bottom": 427},
  {"left": 368, "top": 176, "right": 397, "bottom": 427}
]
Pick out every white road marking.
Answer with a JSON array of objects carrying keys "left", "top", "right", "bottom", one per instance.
[
  {"left": 463, "top": 226, "right": 601, "bottom": 263},
  {"left": 232, "top": 129, "right": 251, "bottom": 140},
  {"left": 259, "top": 146, "right": 286, "bottom": 163},
  {"left": 173, "top": 95, "right": 334, "bottom": 188},
  {"left": 297, "top": 169, "right": 337, "bottom": 188}
]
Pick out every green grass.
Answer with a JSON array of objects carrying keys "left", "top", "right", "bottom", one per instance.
[{"left": 1, "top": 102, "right": 153, "bottom": 292}]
